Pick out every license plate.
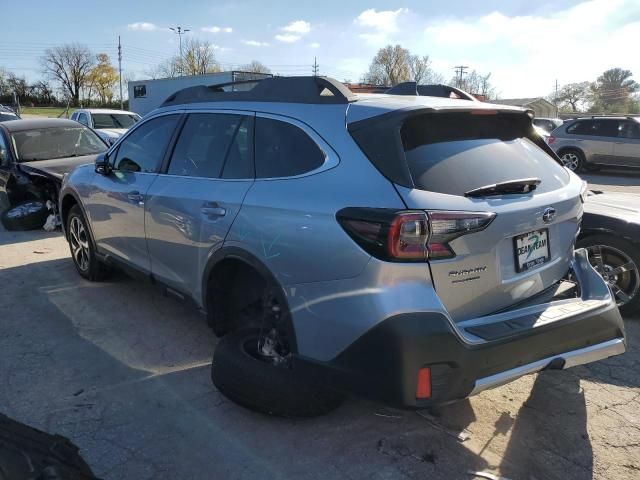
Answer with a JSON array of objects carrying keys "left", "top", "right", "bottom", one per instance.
[{"left": 514, "top": 229, "right": 550, "bottom": 272}]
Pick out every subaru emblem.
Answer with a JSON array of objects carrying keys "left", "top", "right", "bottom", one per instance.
[{"left": 542, "top": 207, "right": 556, "bottom": 224}]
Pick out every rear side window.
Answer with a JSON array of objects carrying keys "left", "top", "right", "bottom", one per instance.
[
  {"left": 168, "top": 113, "right": 246, "bottom": 179},
  {"left": 113, "top": 115, "right": 179, "bottom": 173},
  {"left": 399, "top": 113, "right": 568, "bottom": 196},
  {"left": 618, "top": 120, "right": 640, "bottom": 139},
  {"left": 567, "top": 119, "right": 618, "bottom": 137},
  {"left": 255, "top": 117, "right": 325, "bottom": 178}
]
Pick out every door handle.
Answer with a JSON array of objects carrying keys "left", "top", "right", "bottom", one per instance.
[
  {"left": 201, "top": 202, "right": 226, "bottom": 218},
  {"left": 127, "top": 191, "right": 144, "bottom": 205}
]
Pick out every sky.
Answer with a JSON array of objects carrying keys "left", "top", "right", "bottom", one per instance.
[{"left": 2, "top": 0, "right": 639, "bottom": 98}]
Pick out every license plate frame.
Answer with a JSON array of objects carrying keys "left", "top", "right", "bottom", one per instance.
[{"left": 513, "top": 228, "right": 550, "bottom": 273}]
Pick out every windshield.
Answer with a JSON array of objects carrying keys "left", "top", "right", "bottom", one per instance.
[
  {"left": 0, "top": 113, "right": 19, "bottom": 122},
  {"left": 11, "top": 126, "right": 107, "bottom": 162},
  {"left": 91, "top": 113, "right": 140, "bottom": 129}
]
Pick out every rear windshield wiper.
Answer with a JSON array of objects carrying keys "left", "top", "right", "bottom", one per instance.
[{"left": 464, "top": 178, "right": 541, "bottom": 198}]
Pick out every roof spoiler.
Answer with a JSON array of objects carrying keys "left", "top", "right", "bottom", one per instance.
[
  {"left": 385, "top": 82, "right": 478, "bottom": 101},
  {"left": 162, "top": 76, "right": 358, "bottom": 107}
]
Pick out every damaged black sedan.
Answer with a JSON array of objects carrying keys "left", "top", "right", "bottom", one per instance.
[{"left": 0, "top": 118, "right": 107, "bottom": 230}]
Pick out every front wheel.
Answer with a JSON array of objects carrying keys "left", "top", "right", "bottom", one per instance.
[
  {"left": 66, "top": 205, "right": 108, "bottom": 281},
  {"left": 577, "top": 235, "right": 640, "bottom": 315}
]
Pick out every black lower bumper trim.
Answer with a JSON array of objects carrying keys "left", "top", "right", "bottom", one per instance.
[{"left": 293, "top": 301, "right": 625, "bottom": 408}]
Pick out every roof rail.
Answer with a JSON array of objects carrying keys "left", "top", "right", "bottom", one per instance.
[
  {"left": 161, "top": 76, "right": 358, "bottom": 107},
  {"left": 385, "top": 82, "right": 478, "bottom": 101}
]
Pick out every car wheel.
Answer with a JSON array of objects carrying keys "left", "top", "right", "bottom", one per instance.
[
  {"left": 0, "top": 200, "right": 49, "bottom": 231},
  {"left": 577, "top": 235, "right": 640, "bottom": 315},
  {"left": 559, "top": 149, "right": 584, "bottom": 172},
  {"left": 66, "top": 205, "right": 108, "bottom": 281},
  {"left": 212, "top": 328, "right": 344, "bottom": 417}
]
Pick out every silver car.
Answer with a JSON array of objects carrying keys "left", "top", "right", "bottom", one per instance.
[
  {"left": 549, "top": 116, "right": 640, "bottom": 171},
  {"left": 59, "top": 77, "right": 625, "bottom": 416}
]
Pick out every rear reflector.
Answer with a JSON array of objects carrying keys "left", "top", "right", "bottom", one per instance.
[{"left": 416, "top": 367, "right": 432, "bottom": 399}]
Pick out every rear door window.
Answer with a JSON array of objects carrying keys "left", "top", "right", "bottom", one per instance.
[
  {"left": 400, "top": 112, "right": 568, "bottom": 196},
  {"left": 168, "top": 113, "right": 244, "bottom": 178},
  {"left": 255, "top": 117, "right": 325, "bottom": 178}
]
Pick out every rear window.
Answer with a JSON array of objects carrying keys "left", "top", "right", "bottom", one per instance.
[{"left": 400, "top": 113, "right": 568, "bottom": 196}]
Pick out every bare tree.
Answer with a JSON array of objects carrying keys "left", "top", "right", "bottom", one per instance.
[
  {"left": 180, "top": 38, "right": 220, "bottom": 75},
  {"left": 450, "top": 70, "right": 496, "bottom": 100},
  {"left": 239, "top": 60, "right": 271, "bottom": 74},
  {"left": 364, "top": 44, "right": 411, "bottom": 86},
  {"left": 552, "top": 81, "right": 590, "bottom": 112},
  {"left": 408, "top": 55, "right": 444, "bottom": 85},
  {"left": 31, "top": 80, "right": 55, "bottom": 104},
  {"left": 41, "top": 43, "right": 94, "bottom": 106}
]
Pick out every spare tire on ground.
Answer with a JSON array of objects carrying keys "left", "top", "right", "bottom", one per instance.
[
  {"left": 1, "top": 200, "right": 49, "bottom": 231},
  {"left": 211, "top": 328, "right": 344, "bottom": 417},
  {"left": 0, "top": 413, "right": 98, "bottom": 479}
]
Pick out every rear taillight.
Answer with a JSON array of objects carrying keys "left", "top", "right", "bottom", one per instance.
[
  {"left": 337, "top": 208, "right": 494, "bottom": 262},
  {"left": 547, "top": 135, "right": 556, "bottom": 144},
  {"left": 427, "top": 211, "right": 496, "bottom": 259}
]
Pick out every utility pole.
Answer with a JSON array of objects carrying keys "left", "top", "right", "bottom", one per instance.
[
  {"left": 170, "top": 26, "right": 190, "bottom": 74},
  {"left": 118, "top": 36, "right": 123, "bottom": 110},
  {"left": 554, "top": 79, "right": 559, "bottom": 117},
  {"left": 454, "top": 66, "right": 468, "bottom": 88},
  {"left": 312, "top": 57, "right": 319, "bottom": 76}
]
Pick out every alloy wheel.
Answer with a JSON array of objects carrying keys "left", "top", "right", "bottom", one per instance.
[
  {"left": 586, "top": 244, "right": 640, "bottom": 308},
  {"left": 69, "top": 216, "right": 90, "bottom": 272},
  {"left": 561, "top": 152, "right": 580, "bottom": 171}
]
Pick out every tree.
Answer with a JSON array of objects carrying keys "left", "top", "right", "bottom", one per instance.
[
  {"left": 408, "top": 55, "right": 443, "bottom": 85},
  {"left": 592, "top": 68, "right": 639, "bottom": 112},
  {"left": 364, "top": 44, "right": 411, "bottom": 86},
  {"left": 239, "top": 60, "right": 271, "bottom": 74},
  {"left": 31, "top": 80, "right": 55, "bottom": 104},
  {"left": 552, "top": 81, "right": 590, "bottom": 112},
  {"left": 5, "top": 73, "right": 29, "bottom": 99},
  {"left": 451, "top": 70, "right": 496, "bottom": 100},
  {"left": 41, "top": 43, "right": 94, "bottom": 106},
  {"left": 180, "top": 38, "right": 220, "bottom": 75},
  {"left": 87, "top": 53, "right": 118, "bottom": 105}
]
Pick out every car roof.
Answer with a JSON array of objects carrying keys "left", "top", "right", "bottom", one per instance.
[
  {"left": 568, "top": 116, "right": 640, "bottom": 122},
  {"left": 1, "top": 118, "right": 82, "bottom": 132},
  {"left": 75, "top": 108, "right": 138, "bottom": 115}
]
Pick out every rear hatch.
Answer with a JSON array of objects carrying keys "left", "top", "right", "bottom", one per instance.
[{"left": 350, "top": 106, "right": 584, "bottom": 321}]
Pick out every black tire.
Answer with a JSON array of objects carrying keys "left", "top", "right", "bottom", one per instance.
[
  {"left": 212, "top": 329, "right": 344, "bottom": 417},
  {"left": 577, "top": 234, "right": 640, "bottom": 316},
  {"left": 66, "top": 205, "right": 108, "bottom": 281},
  {"left": 558, "top": 148, "right": 584, "bottom": 172},
  {"left": 0, "top": 200, "right": 49, "bottom": 231}
]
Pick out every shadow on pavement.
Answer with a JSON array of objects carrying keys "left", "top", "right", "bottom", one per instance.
[{"left": 500, "top": 372, "right": 593, "bottom": 480}]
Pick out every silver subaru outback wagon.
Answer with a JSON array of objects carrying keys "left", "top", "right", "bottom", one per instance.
[{"left": 59, "top": 77, "right": 625, "bottom": 417}]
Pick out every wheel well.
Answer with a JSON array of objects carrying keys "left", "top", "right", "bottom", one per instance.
[
  {"left": 60, "top": 194, "right": 78, "bottom": 232},
  {"left": 558, "top": 146, "right": 584, "bottom": 158},
  {"left": 205, "top": 256, "right": 297, "bottom": 352},
  {"left": 206, "top": 258, "right": 269, "bottom": 337}
]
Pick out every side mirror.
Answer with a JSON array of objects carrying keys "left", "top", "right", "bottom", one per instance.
[{"left": 95, "top": 153, "right": 111, "bottom": 175}]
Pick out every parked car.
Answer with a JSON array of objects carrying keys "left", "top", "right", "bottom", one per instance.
[
  {"left": 70, "top": 108, "right": 141, "bottom": 145},
  {"left": 580, "top": 190, "right": 640, "bottom": 315},
  {"left": 59, "top": 76, "right": 625, "bottom": 417},
  {"left": 549, "top": 116, "right": 640, "bottom": 171},
  {"left": 533, "top": 124, "right": 550, "bottom": 142},
  {"left": 0, "top": 105, "right": 20, "bottom": 123},
  {"left": 0, "top": 118, "right": 108, "bottom": 230},
  {"left": 532, "top": 117, "right": 563, "bottom": 133}
]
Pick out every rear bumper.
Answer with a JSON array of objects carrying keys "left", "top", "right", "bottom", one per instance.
[{"left": 294, "top": 249, "right": 626, "bottom": 408}]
